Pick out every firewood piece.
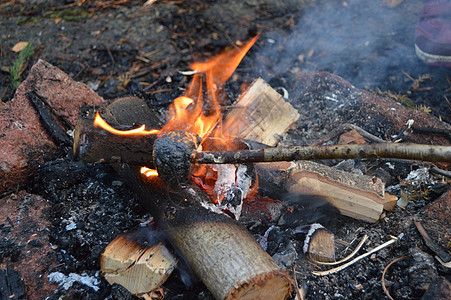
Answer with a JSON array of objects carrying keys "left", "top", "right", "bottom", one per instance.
[
  {"left": 383, "top": 193, "right": 398, "bottom": 211},
  {"left": 73, "top": 117, "right": 159, "bottom": 165},
  {"left": 256, "top": 161, "right": 385, "bottom": 223},
  {"left": 223, "top": 78, "right": 300, "bottom": 146},
  {"left": 100, "top": 234, "right": 177, "bottom": 296},
  {"left": 73, "top": 97, "right": 161, "bottom": 165},
  {"left": 303, "top": 225, "right": 335, "bottom": 263},
  {"left": 167, "top": 206, "right": 292, "bottom": 300}
]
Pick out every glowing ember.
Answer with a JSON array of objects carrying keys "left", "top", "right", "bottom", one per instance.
[{"left": 140, "top": 167, "right": 159, "bottom": 177}]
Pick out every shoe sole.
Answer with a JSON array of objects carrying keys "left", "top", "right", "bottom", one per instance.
[{"left": 415, "top": 44, "right": 451, "bottom": 67}]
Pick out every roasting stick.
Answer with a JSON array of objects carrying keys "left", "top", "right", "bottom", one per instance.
[
  {"left": 74, "top": 119, "right": 451, "bottom": 166},
  {"left": 193, "top": 143, "right": 451, "bottom": 164}
]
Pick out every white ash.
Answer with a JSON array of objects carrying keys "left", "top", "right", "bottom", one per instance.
[
  {"left": 302, "top": 223, "right": 324, "bottom": 254},
  {"left": 65, "top": 221, "right": 77, "bottom": 231},
  {"left": 212, "top": 164, "right": 236, "bottom": 202},
  {"left": 260, "top": 225, "right": 276, "bottom": 251},
  {"left": 48, "top": 271, "right": 100, "bottom": 291},
  {"left": 405, "top": 167, "right": 430, "bottom": 185},
  {"left": 236, "top": 164, "right": 253, "bottom": 198}
]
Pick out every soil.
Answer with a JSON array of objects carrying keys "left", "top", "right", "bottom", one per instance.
[{"left": 1, "top": 1, "right": 450, "bottom": 299}]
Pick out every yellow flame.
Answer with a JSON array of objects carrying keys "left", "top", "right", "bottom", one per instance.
[
  {"left": 94, "top": 112, "right": 160, "bottom": 135},
  {"left": 140, "top": 167, "right": 159, "bottom": 177}
]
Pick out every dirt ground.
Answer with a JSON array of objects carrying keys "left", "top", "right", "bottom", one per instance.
[{"left": 1, "top": 0, "right": 450, "bottom": 299}]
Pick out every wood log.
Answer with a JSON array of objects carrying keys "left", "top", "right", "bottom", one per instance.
[
  {"left": 222, "top": 78, "right": 300, "bottom": 146},
  {"left": 100, "top": 234, "right": 177, "bottom": 297},
  {"left": 100, "top": 97, "right": 292, "bottom": 300},
  {"left": 256, "top": 161, "right": 385, "bottom": 223},
  {"left": 73, "top": 96, "right": 161, "bottom": 165},
  {"left": 303, "top": 225, "right": 335, "bottom": 263}
]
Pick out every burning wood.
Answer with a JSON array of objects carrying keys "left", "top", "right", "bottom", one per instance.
[
  {"left": 92, "top": 72, "right": 292, "bottom": 298},
  {"left": 71, "top": 32, "right": 449, "bottom": 299}
]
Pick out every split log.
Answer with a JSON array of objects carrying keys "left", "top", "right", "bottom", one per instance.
[
  {"left": 222, "top": 78, "right": 300, "bottom": 146},
  {"left": 100, "top": 234, "right": 177, "bottom": 297},
  {"left": 98, "top": 97, "right": 291, "bottom": 300},
  {"left": 256, "top": 161, "right": 385, "bottom": 223},
  {"left": 303, "top": 225, "right": 335, "bottom": 263}
]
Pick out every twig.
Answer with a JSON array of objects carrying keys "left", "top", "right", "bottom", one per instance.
[
  {"left": 194, "top": 143, "right": 451, "bottom": 164},
  {"left": 429, "top": 165, "right": 451, "bottom": 178},
  {"left": 382, "top": 256, "right": 409, "bottom": 300},
  {"left": 412, "top": 126, "right": 451, "bottom": 141},
  {"left": 313, "top": 123, "right": 386, "bottom": 145},
  {"left": 392, "top": 119, "right": 414, "bottom": 143},
  {"left": 310, "top": 234, "right": 368, "bottom": 266},
  {"left": 312, "top": 234, "right": 403, "bottom": 276}
]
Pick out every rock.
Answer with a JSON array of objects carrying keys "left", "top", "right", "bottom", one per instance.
[
  {"left": 0, "top": 59, "right": 104, "bottom": 193},
  {"left": 0, "top": 191, "right": 59, "bottom": 299},
  {"left": 419, "top": 189, "right": 450, "bottom": 252}
]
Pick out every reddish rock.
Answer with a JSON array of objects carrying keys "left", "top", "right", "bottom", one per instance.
[
  {"left": 420, "top": 189, "right": 450, "bottom": 250},
  {"left": 0, "top": 59, "right": 104, "bottom": 193},
  {"left": 0, "top": 191, "right": 59, "bottom": 299}
]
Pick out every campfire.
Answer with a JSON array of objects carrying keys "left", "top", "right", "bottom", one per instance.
[{"left": 70, "top": 36, "right": 451, "bottom": 300}]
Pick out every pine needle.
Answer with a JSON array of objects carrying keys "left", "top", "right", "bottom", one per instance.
[{"left": 9, "top": 42, "right": 35, "bottom": 89}]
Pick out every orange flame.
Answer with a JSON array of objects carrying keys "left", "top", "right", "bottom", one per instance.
[
  {"left": 160, "top": 35, "right": 259, "bottom": 140},
  {"left": 93, "top": 36, "right": 260, "bottom": 203},
  {"left": 140, "top": 167, "right": 159, "bottom": 177},
  {"left": 94, "top": 112, "right": 160, "bottom": 135}
]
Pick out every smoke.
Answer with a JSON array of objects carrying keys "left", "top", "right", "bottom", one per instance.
[{"left": 253, "top": 0, "right": 421, "bottom": 89}]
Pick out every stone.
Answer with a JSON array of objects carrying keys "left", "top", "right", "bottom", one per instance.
[
  {"left": 419, "top": 189, "right": 451, "bottom": 252},
  {"left": 0, "top": 191, "right": 59, "bottom": 299},
  {"left": 0, "top": 59, "right": 104, "bottom": 193}
]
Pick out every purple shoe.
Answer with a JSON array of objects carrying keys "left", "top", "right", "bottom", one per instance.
[{"left": 415, "top": 0, "right": 451, "bottom": 67}]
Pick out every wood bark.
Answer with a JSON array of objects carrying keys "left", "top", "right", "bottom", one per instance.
[
  {"left": 193, "top": 143, "right": 451, "bottom": 164},
  {"left": 99, "top": 96, "right": 291, "bottom": 300}
]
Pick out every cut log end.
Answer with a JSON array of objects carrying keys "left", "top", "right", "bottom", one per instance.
[
  {"left": 307, "top": 228, "right": 335, "bottom": 263},
  {"left": 226, "top": 270, "right": 292, "bottom": 300},
  {"left": 100, "top": 234, "right": 177, "bottom": 296}
]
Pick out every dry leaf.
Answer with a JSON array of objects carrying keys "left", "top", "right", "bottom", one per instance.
[
  {"left": 11, "top": 41, "right": 29, "bottom": 53},
  {"left": 383, "top": 193, "right": 398, "bottom": 211}
]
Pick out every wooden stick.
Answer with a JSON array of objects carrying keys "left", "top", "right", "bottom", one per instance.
[
  {"left": 193, "top": 143, "right": 451, "bottom": 164},
  {"left": 74, "top": 128, "right": 451, "bottom": 165}
]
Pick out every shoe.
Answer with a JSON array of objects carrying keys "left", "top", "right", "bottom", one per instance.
[{"left": 415, "top": 0, "right": 451, "bottom": 67}]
